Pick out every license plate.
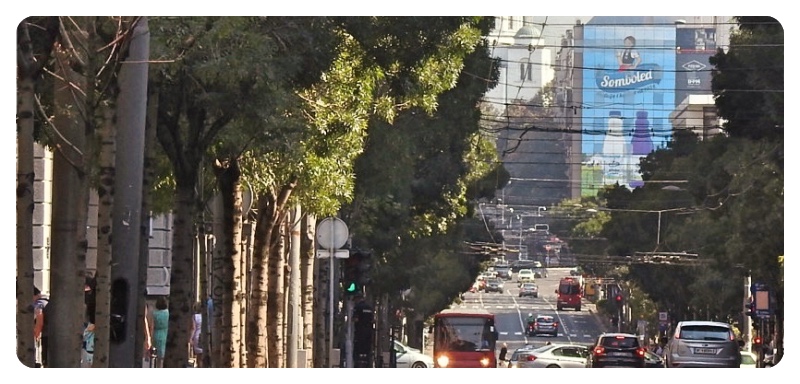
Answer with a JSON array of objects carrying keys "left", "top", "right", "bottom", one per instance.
[
  {"left": 695, "top": 348, "right": 716, "bottom": 355},
  {"left": 610, "top": 352, "right": 629, "bottom": 357}
]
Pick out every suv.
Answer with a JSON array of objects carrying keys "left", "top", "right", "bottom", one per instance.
[
  {"left": 664, "top": 320, "right": 741, "bottom": 368},
  {"left": 495, "top": 267, "right": 512, "bottom": 280},
  {"left": 587, "top": 333, "right": 646, "bottom": 368}
]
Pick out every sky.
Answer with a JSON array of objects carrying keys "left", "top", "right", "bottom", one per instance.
[{"left": 2, "top": 1, "right": 793, "bottom": 380}]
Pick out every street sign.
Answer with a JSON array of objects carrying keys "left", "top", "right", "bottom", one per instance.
[
  {"left": 316, "top": 249, "right": 351, "bottom": 259},
  {"left": 316, "top": 217, "right": 349, "bottom": 250},
  {"left": 750, "top": 282, "right": 772, "bottom": 318},
  {"left": 658, "top": 312, "right": 668, "bottom": 322}
]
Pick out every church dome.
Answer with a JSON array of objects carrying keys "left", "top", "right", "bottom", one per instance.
[{"left": 514, "top": 25, "right": 542, "bottom": 39}]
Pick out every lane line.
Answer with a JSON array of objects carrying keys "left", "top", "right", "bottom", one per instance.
[{"left": 507, "top": 289, "right": 529, "bottom": 344}]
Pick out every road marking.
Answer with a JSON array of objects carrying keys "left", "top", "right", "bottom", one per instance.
[
  {"left": 507, "top": 290, "right": 529, "bottom": 344},
  {"left": 583, "top": 334, "right": 592, "bottom": 338},
  {"left": 499, "top": 332, "right": 509, "bottom": 335},
  {"left": 514, "top": 332, "right": 522, "bottom": 335},
  {"left": 496, "top": 305, "right": 503, "bottom": 308},
  {"left": 569, "top": 334, "right": 578, "bottom": 337},
  {"left": 507, "top": 305, "right": 515, "bottom": 309}
]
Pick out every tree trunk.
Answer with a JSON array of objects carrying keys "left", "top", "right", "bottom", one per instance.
[
  {"left": 313, "top": 232, "right": 330, "bottom": 368},
  {"left": 49, "top": 39, "right": 90, "bottom": 368},
  {"left": 92, "top": 102, "right": 116, "bottom": 368},
  {"left": 213, "top": 158, "right": 244, "bottom": 368},
  {"left": 134, "top": 85, "right": 158, "bottom": 366},
  {"left": 164, "top": 180, "right": 197, "bottom": 367},
  {"left": 240, "top": 221, "right": 253, "bottom": 366},
  {"left": 300, "top": 213, "right": 316, "bottom": 368},
  {"left": 15, "top": 16, "right": 58, "bottom": 366},
  {"left": 246, "top": 181, "right": 296, "bottom": 367},
  {"left": 246, "top": 196, "right": 269, "bottom": 367},
  {"left": 210, "top": 194, "right": 226, "bottom": 367},
  {"left": 287, "top": 204, "right": 302, "bottom": 367},
  {"left": 268, "top": 214, "right": 287, "bottom": 368}
]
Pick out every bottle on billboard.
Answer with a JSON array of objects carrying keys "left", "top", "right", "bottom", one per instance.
[
  {"left": 629, "top": 110, "right": 653, "bottom": 188},
  {"left": 602, "top": 110, "right": 628, "bottom": 186}
]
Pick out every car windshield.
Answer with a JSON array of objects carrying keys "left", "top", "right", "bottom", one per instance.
[
  {"left": 434, "top": 316, "right": 494, "bottom": 352},
  {"left": 600, "top": 336, "right": 639, "bottom": 348},
  {"left": 678, "top": 325, "right": 731, "bottom": 341},
  {"left": 522, "top": 284, "right": 536, "bottom": 289},
  {"left": 536, "top": 317, "right": 554, "bottom": 323},
  {"left": 519, "top": 270, "right": 532, "bottom": 275},
  {"left": 741, "top": 354, "right": 756, "bottom": 365},
  {"left": 559, "top": 283, "right": 580, "bottom": 295}
]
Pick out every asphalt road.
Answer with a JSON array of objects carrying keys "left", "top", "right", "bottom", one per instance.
[{"left": 451, "top": 268, "right": 608, "bottom": 353}]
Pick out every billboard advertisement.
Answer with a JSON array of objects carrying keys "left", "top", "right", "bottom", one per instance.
[
  {"left": 581, "top": 25, "right": 676, "bottom": 196},
  {"left": 675, "top": 28, "right": 717, "bottom": 105}
]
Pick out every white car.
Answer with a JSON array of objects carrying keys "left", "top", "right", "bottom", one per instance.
[
  {"left": 510, "top": 343, "right": 590, "bottom": 368},
  {"left": 517, "top": 269, "right": 534, "bottom": 285},
  {"left": 394, "top": 340, "right": 433, "bottom": 368}
]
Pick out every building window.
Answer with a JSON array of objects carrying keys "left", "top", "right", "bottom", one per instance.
[
  {"left": 703, "top": 106, "right": 717, "bottom": 139},
  {"left": 520, "top": 59, "right": 532, "bottom": 81}
]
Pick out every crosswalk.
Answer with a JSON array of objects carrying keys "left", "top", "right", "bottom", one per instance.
[{"left": 454, "top": 304, "right": 552, "bottom": 310}]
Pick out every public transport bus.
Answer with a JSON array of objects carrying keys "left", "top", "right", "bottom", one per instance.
[
  {"left": 432, "top": 308, "right": 498, "bottom": 368},
  {"left": 556, "top": 276, "right": 582, "bottom": 311}
]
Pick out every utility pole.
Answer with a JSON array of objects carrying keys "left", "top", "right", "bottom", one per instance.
[
  {"left": 109, "top": 16, "right": 149, "bottom": 367},
  {"left": 287, "top": 204, "right": 302, "bottom": 367}
]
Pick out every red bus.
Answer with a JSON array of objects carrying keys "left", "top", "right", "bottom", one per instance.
[
  {"left": 556, "top": 277, "right": 582, "bottom": 311},
  {"left": 432, "top": 308, "right": 498, "bottom": 368}
]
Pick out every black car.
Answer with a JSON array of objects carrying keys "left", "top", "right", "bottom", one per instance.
[
  {"left": 495, "top": 267, "right": 512, "bottom": 280},
  {"left": 532, "top": 267, "right": 548, "bottom": 278},
  {"left": 587, "top": 333, "right": 646, "bottom": 368},
  {"left": 484, "top": 279, "right": 505, "bottom": 293}
]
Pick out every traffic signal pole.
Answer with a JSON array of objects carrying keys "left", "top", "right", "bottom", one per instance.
[{"left": 345, "top": 297, "right": 354, "bottom": 368}]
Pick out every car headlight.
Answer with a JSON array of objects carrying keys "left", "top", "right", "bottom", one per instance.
[
  {"left": 437, "top": 355, "right": 449, "bottom": 368},
  {"left": 480, "top": 357, "right": 490, "bottom": 367}
]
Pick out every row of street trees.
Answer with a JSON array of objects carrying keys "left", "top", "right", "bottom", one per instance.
[{"left": 16, "top": 16, "right": 505, "bottom": 367}]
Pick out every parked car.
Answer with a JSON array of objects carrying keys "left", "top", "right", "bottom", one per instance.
[
  {"left": 519, "top": 283, "right": 539, "bottom": 298},
  {"left": 509, "top": 343, "right": 590, "bottom": 368},
  {"left": 739, "top": 351, "right": 757, "bottom": 368},
  {"left": 664, "top": 321, "right": 741, "bottom": 368},
  {"left": 394, "top": 340, "right": 433, "bottom": 368},
  {"left": 528, "top": 315, "right": 559, "bottom": 337},
  {"left": 532, "top": 267, "right": 548, "bottom": 278},
  {"left": 484, "top": 279, "right": 505, "bottom": 293},
  {"left": 586, "top": 333, "right": 646, "bottom": 368}
]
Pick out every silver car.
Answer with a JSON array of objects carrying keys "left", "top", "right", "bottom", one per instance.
[
  {"left": 509, "top": 344, "right": 590, "bottom": 368},
  {"left": 664, "top": 320, "right": 741, "bottom": 368}
]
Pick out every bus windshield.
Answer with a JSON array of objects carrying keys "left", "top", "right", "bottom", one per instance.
[{"left": 434, "top": 316, "right": 495, "bottom": 352}]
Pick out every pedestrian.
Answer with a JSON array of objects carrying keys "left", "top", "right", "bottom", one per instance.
[
  {"left": 149, "top": 296, "right": 169, "bottom": 368},
  {"left": 32, "top": 287, "right": 49, "bottom": 368},
  {"left": 498, "top": 342, "right": 508, "bottom": 367},
  {"left": 81, "top": 278, "right": 96, "bottom": 368},
  {"left": 190, "top": 302, "right": 203, "bottom": 367}
]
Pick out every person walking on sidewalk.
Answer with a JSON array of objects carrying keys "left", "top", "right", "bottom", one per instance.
[
  {"left": 149, "top": 297, "right": 169, "bottom": 368},
  {"left": 498, "top": 343, "right": 508, "bottom": 367}
]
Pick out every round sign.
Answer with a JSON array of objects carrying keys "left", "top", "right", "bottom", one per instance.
[{"left": 316, "top": 217, "right": 349, "bottom": 250}]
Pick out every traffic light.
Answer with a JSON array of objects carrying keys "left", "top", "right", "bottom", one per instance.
[
  {"left": 342, "top": 250, "right": 373, "bottom": 295},
  {"left": 752, "top": 321, "right": 759, "bottom": 332},
  {"left": 745, "top": 301, "right": 756, "bottom": 319},
  {"left": 615, "top": 294, "right": 624, "bottom": 308},
  {"left": 754, "top": 336, "right": 763, "bottom": 345},
  {"left": 342, "top": 256, "right": 361, "bottom": 295}
]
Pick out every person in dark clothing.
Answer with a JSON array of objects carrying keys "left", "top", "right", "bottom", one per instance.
[
  {"left": 33, "top": 287, "right": 49, "bottom": 368},
  {"left": 499, "top": 342, "right": 508, "bottom": 361}
]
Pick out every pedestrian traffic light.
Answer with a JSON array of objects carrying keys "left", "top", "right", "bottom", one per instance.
[
  {"left": 342, "top": 250, "right": 373, "bottom": 295},
  {"left": 754, "top": 336, "right": 763, "bottom": 345},
  {"left": 342, "top": 256, "right": 361, "bottom": 296},
  {"left": 745, "top": 301, "right": 756, "bottom": 319}
]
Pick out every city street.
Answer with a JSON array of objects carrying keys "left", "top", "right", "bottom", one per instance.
[{"left": 447, "top": 268, "right": 607, "bottom": 353}]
